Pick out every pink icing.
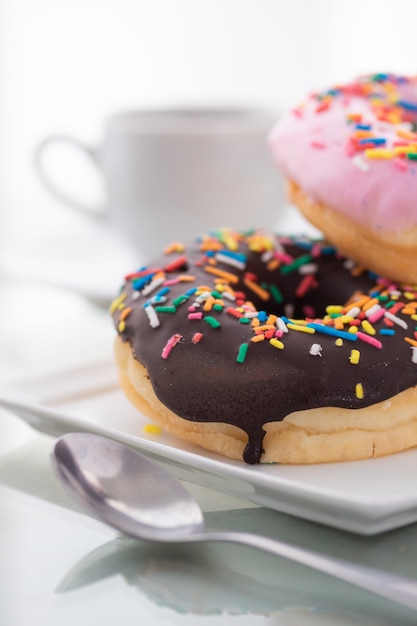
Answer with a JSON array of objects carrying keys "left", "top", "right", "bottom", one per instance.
[{"left": 268, "top": 74, "right": 417, "bottom": 232}]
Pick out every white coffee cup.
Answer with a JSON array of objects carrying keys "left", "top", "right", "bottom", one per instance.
[{"left": 34, "top": 108, "right": 284, "bottom": 258}]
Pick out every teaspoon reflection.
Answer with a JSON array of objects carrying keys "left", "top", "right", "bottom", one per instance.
[{"left": 56, "top": 537, "right": 407, "bottom": 623}]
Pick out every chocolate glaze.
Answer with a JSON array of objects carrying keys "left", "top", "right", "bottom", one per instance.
[{"left": 111, "top": 232, "right": 417, "bottom": 464}]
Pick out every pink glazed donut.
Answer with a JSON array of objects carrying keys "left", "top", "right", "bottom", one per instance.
[{"left": 268, "top": 73, "right": 417, "bottom": 284}]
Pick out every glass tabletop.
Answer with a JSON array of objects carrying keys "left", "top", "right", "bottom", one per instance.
[{"left": 1, "top": 409, "right": 417, "bottom": 626}]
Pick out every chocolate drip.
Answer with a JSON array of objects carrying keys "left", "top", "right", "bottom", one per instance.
[{"left": 243, "top": 432, "right": 265, "bottom": 464}]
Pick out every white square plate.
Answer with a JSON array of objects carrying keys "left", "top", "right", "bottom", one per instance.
[{"left": 1, "top": 359, "right": 417, "bottom": 535}]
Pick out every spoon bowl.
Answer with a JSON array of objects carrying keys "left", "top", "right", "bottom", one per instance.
[
  {"left": 52, "top": 433, "right": 417, "bottom": 611},
  {"left": 53, "top": 433, "right": 204, "bottom": 540}
]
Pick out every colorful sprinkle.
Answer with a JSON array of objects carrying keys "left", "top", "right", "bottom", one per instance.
[
  {"left": 306, "top": 323, "right": 358, "bottom": 341},
  {"left": 109, "top": 292, "right": 127, "bottom": 314},
  {"left": 295, "top": 274, "right": 317, "bottom": 298},
  {"left": 161, "top": 333, "right": 182, "bottom": 359},
  {"left": 188, "top": 312, "right": 203, "bottom": 320},
  {"left": 269, "top": 284, "right": 284, "bottom": 303},
  {"left": 119, "top": 306, "right": 132, "bottom": 321},
  {"left": 281, "top": 254, "right": 313, "bottom": 274},
  {"left": 384, "top": 311, "right": 408, "bottom": 329},
  {"left": 143, "top": 424, "right": 162, "bottom": 435},
  {"left": 172, "top": 294, "right": 190, "bottom": 306},
  {"left": 164, "top": 256, "right": 188, "bottom": 273},
  {"left": 361, "top": 320, "right": 376, "bottom": 335},
  {"left": 204, "top": 315, "right": 221, "bottom": 329},
  {"left": 276, "top": 317, "right": 289, "bottom": 334},
  {"left": 216, "top": 251, "right": 247, "bottom": 270},
  {"left": 236, "top": 343, "right": 249, "bottom": 363},
  {"left": 251, "top": 334, "right": 265, "bottom": 343},
  {"left": 287, "top": 323, "right": 315, "bottom": 334},
  {"left": 244, "top": 277, "right": 270, "bottom": 301},
  {"left": 142, "top": 275, "right": 165, "bottom": 295},
  {"left": 349, "top": 349, "right": 361, "bottom": 364},
  {"left": 192, "top": 332, "right": 203, "bottom": 344},
  {"left": 326, "top": 305, "right": 344, "bottom": 315},
  {"left": 309, "top": 343, "right": 323, "bottom": 357},
  {"left": 355, "top": 383, "right": 365, "bottom": 399},
  {"left": 270, "top": 338, "right": 284, "bottom": 350},
  {"left": 356, "top": 331, "right": 382, "bottom": 349},
  {"left": 204, "top": 265, "right": 239, "bottom": 284},
  {"left": 144, "top": 304, "right": 160, "bottom": 328},
  {"left": 133, "top": 274, "right": 157, "bottom": 291},
  {"left": 155, "top": 305, "right": 176, "bottom": 313},
  {"left": 367, "top": 306, "right": 385, "bottom": 323}
]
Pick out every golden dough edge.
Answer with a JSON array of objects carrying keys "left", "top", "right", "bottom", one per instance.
[
  {"left": 287, "top": 180, "right": 417, "bottom": 285},
  {"left": 115, "top": 337, "right": 417, "bottom": 464},
  {"left": 115, "top": 336, "right": 247, "bottom": 461}
]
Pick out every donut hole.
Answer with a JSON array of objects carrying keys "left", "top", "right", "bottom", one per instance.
[{"left": 236, "top": 245, "right": 375, "bottom": 322}]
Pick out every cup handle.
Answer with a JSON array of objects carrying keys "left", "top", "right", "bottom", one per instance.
[{"left": 34, "top": 134, "right": 105, "bottom": 218}]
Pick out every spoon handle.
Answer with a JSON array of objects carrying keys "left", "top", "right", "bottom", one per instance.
[{"left": 193, "top": 530, "right": 417, "bottom": 611}]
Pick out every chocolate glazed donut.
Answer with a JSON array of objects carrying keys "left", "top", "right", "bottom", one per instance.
[{"left": 111, "top": 230, "right": 417, "bottom": 464}]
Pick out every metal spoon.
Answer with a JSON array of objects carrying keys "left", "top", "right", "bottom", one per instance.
[{"left": 51, "top": 433, "right": 417, "bottom": 611}]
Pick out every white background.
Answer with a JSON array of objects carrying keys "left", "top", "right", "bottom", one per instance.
[{"left": 1, "top": 0, "right": 417, "bottom": 262}]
